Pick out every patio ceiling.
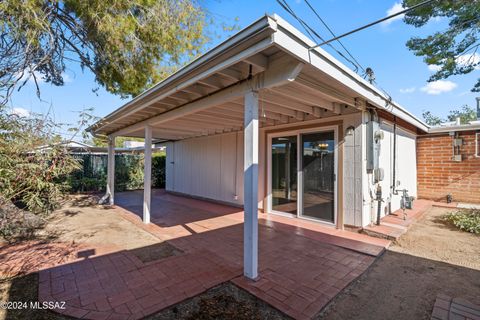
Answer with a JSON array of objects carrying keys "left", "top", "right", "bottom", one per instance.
[
  {"left": 89, "top": 14, "right": 428, "bottom": 141},
  {"left": 92, "top": 51, "right": 362, "bottom": 141}
]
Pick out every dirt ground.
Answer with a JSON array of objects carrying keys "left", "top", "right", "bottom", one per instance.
[
  {"left": 319, "top": 206, "right": 480, "bottom": 320},
  {"left": 0, "top": 194, "right": 163, "bottom": 320},
  {"left": 42, "top": 195, "right": 160, "bottom": 254}
]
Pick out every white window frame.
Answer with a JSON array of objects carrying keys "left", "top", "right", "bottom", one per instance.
[{"left": 267, "top": 125, "right": 339, "bottom": 227}]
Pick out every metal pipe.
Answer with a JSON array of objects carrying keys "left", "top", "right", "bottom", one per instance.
[
  {"left": 392, "top": 116, "right": 398, "bottom": 196},
  {"left": 376, "top": 184, "right": 382, "bottom": 225}
]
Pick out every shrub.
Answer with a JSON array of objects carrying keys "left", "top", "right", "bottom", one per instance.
[
  {"left": 0, "top": 195, "right": 44, "bottom": 243},
  {"left": 444, "top": 209, "right": 480, "bottom": 234},
  {"left": 66, "top": 152, "right": 166, "bottom": 192},
  {"left": 0, "top": 108, "right": 81, "bottom": 214},
  {"left": 152, "top": 153, "right": 166, "bottom": 188}
]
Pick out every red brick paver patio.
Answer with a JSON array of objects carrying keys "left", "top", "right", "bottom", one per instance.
[
  {"left": 431, "top": 294, "right": 480, "bottom": 320},
  {"left": 39, "top": 190, "right": 390, "bottom": 320}
]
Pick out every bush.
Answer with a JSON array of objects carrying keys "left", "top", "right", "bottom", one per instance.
[
  {"left": 0, "top": 195, "right": 44, "bottom": 243},
  {"left": 152, "top": 153, "right": 166, "bottom": 188},
  {"left": 0, "top": 109, "right": 81, "bottom": 214},
  {"left": 67, "top": 152, "right": 166, "bottom": 192},
  {"left": 444, "top": 209, "right": 480, "bottom": 234}
]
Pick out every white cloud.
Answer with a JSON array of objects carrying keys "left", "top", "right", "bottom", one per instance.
[
  {"left": 11, "top": 107, "right": 30, "bottom": 117},
  {"left": 399, "top": 87, "right": 416, "bottom": 94},
  {"left": 420, "top": 80, "right": 457, "bottom": 95},
  {"left": 382, "top": 2, "right": 404, "bottom": 26},
  {"left": 428, "top": 64, "right": 442, "bottom": 72},
  {"left": 15, "top": 71, "right": 73, "bottom": 85},
  {"left": 456, "top": 53, "right": 480, "bottom": 70},
  {"left": 62, "top": 73, "right": 73, "bottom": 83}
]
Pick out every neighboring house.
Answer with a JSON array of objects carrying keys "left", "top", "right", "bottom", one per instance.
[
  {"left": 88, "top": 14, "right": 476, "bottom": 279},
  {"left": 417, "top": 98, "right": 480, "bottom": 204}
]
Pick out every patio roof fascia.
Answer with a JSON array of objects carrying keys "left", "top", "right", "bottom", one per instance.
[
  {"left": 269, "top": 14, "right": 429, "bottom": 133},
  {"left": 90, "top": 13, "right": 430, "bottom": 137},
  {"left": 88, "top": 15, "right": 278, "bottom": 135}
]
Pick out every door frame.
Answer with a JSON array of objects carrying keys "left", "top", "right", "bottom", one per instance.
[{"left": 267, "top": 125, "right": 339, "bottom": 226}]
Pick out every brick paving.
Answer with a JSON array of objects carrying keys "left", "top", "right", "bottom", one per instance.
[
  {"left": 363, "top": 199, "right": 438, "bottom": 240},
  {"left": 39, "top": 190, "right": 390, "bottom": 320},
  {"left": 431, "top": 294, "right": 480, "bottom": 320}
]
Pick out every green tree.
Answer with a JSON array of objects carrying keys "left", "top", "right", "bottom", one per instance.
[
  {"left": 403, "top": 0, "right": 480, "bottom": 92},
  {"left": 446, "top": 104, "right": 477, "bottom": 123},
  {"left": 422, "top": 110, "right": 443, "bottom": 126},
  {"left": 422, "top": 104, "right": 477, "bottom": 125},
  {"left": 0, "top": 0, "right": 210, "bottom": 101}
]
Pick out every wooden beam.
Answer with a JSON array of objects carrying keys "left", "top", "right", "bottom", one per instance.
[
  {"left": 262, "top": 91, "right": 315, "bottom": 115},
  {"left": 244, "top": 53, "right": 268, "bottom": 71},
  {"left": 217, "top": 68, "right": 243, "bottom": 81},
  {"left": 111, "top": 59, "right": 304, "bottom": 137},
  {"left": 295, "top": 75, "right": 356, "bottom": 106}
]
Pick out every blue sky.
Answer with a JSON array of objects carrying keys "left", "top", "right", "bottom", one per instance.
[{"left": 8, "top": 0, "right": 480, "bottom": 134}]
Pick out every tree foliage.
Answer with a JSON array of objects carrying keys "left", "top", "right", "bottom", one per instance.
[
  {"left": 0, "top": 0, "right": 209, "bottom": 101},
  {"left": 422, "top": 104, "right": 477, "bottom": 125},
  {"left": 0, "top": 106, "right": 83, "bottom": 214},
  {"left": 403, "top": 0, "right": 480, "bottom": 91}
]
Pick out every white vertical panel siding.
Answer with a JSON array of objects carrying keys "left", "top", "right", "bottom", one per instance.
[
  {"left": 343, "top": 113, "right": 363, "bottom": 227},
  {"left": 165, "top": 132, "right": 244, "bottom": 205}
]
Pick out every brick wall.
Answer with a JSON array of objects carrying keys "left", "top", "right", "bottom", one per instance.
[{"left": 417, "top": 131, "right": 480, "bottom": 203}]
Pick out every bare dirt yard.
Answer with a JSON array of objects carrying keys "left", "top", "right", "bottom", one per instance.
[
  {"left": 319, "top": 206, "right": 480, "bottom": 320},
  {"left": 0, "top": 194, "right": 161, "bottom": 320}
]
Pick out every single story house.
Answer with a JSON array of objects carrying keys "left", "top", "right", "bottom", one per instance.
[{"left": 88, "top": 14, "right": 476, "bottom": 279}]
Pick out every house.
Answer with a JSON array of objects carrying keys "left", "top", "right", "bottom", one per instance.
[
  {"left": 88, "top": 14, "right": 433, "bottom": 279},
  {"left": 417, "top": 98, "right": 480, "bottom": 204}
]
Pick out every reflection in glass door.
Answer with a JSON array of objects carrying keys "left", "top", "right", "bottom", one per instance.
[
  {"left": 301, "top": 131, "right": 335, "bottom": 223},
  {"left": 271, "top": 136, "right": 297, "bottom": 215}
]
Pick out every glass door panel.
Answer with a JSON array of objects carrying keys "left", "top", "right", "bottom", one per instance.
[
  {"left": 301, "top": 131, "right": 335, "bottom": 223},
  {"left": 271, "top": 136, "right": 297, "bottom": 215}
]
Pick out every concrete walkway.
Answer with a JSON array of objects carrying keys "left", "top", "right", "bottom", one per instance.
[{"left": 39, "top": 190, "right": 390, "bottom": 320}]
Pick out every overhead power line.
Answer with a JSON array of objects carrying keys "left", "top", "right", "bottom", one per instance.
[
  {"left": 303, "top": 0, "right": 365, "bottom": 73},
  {"left": 276, "top": 0, "right": 363, "bottom": 72},
  {"left": 310, "top": 0, "right": 438, "bottom": 49}
]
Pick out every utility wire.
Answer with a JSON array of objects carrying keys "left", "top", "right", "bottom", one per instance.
[
  {"left": 276, "top": 0, "right": 362, "bottom": 72},
  {"left": 310, "top": 0, "right": 438, "bottom": 49},
  {"left": 304, "top": 0, "right": 365, "bottom": 73}
]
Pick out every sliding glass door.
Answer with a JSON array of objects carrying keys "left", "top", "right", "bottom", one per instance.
[
  {"left": 300, "top": 131, "right": 335, "bottom": 223},
  {"left": 269, "top": 128, "right": 336, "bottom": 224},
  {"left": 271, "top": 136, "right": 297, "bottom": 215}
]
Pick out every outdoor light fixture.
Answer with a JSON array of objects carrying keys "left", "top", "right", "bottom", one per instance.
[{"left": 346, "top": 126, "right": 355, "bottom": 136}]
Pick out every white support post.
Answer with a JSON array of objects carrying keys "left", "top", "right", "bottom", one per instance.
[
  {"left": 106, "top": 136, "right": 115, "bottom": 205},
  {"left": 243, "top": 90, "right": 259, "bottom": 280},
  {"left": 143, "top": 125, "right": 152, "bottom": 224}
]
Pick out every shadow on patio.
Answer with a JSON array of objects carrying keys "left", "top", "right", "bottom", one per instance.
[{"left": 4, "top": 190, "right": 395, "bottom": 320}]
